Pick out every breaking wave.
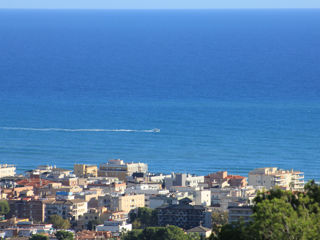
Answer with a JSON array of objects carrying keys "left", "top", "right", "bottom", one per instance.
[{"left": 0, "top": 127, "right": 160, "bottom": 133}]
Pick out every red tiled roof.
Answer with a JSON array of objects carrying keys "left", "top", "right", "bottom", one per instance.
[
  {"left": 226, "top": 175, "right": 246, "bottom": 179},
  {"left": 16, "top": 178, "right": 55, "bottom": 188}
]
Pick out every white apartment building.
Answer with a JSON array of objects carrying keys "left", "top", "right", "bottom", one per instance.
[
  {"left": 96, "top": 220, "right": 132, "bottom": 236},
  {"left": 125, "top": 183, "right": 169, "bottom": 195},
  {"left": 98, "top": 159, "right": 148, "bottom": 181},
  {"left": 0, "top": 164, "right": 16, "bottom": 178},
  {"left": 248, "top": 167, "right": 304, "bottom": 191},
  {"left": 194, "top": 189, "right": 211, "bottom": 206}
]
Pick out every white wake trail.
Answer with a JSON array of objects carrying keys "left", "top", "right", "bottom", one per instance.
[{"left": 0, "top": 127, "right": 160, "bottom": 133}]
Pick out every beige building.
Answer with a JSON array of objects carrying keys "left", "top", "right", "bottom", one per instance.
[
  {"left": 248, "top": 167, "right": 304, "bottom": 191},
  {"left": 98, "top": 159, "right": 148, "bottom": 181},
  {"left": 0, "top": 164, "right": 16, "bottom": 178},
  {"left": 187, "top": 226, "right": 212, "bottom": 238},
  {"left": 43, "top": 199, "right": 88, "bottom": 221},
  {"left": 74, "top": 164, "right": 98, "bottom": 178},
  {"left": 112, "top": 194, "right": 145, "bottom": 212},
  {"left": 99, "top": 194, "right": 145, "bottom": 213}
]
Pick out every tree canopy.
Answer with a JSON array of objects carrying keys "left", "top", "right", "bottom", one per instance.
[
  {"left": 49, "top": 215, "right": 71, "bottom": 230},
  {"left": 122, "top": 225, "right": 199, "bottom": 240},
  {"left": 29, "top": 234, "right": 49, "bottom": 240},
  {"left": 215, "top": 180, "right": 320, "bottom": 240},
  {"left": 55, "top": 230, "right": 74, "bottom": 240},
  {"left": 129, "top": 207, "right": 158, "bottom": 229},
  {"left": 0, "top": 200, "right": 10, "bottom": 215}
]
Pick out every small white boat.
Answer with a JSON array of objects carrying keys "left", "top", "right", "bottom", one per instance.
[{"left": 152, "top": 128, "right": 160, "bottom": 133}]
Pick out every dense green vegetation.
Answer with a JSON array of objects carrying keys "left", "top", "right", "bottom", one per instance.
[
  {"left": 211, "top": 211, "right": 228, "bottom": 238},
  {"left": 49, "top": 215, "right": 71, "bottom": 230},
  {"left": 212, "top": 180, "right": 320, "bottom": 240},
  {"left": 29, "top": 234, "right": 49, "bottom": 240},
  {"left": 0, "top": 200, "right": 10, "bottom": 215},
  {"left": 129, "top": 207, "right": 158, "bottom": 229},
  {"left": 55, "top": 230, "right": 74, "bottom": 240},
  {"left": 122, "top": 225, "right": 200, "bottom": 240}
]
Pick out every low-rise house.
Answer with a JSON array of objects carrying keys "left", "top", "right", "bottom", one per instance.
[
  {"left": 11, "top": 186, "right": 34, "bottom": 198},
  {"left": 0, "top": 218, "right": 29, "bottom": 230},
  {"left": 78, "top": 209, "right": 128, "bottom": 230},
  {"left": 205, "top": 171, "right": 247, "bottom": 188},
  {"left": 16, "top": 175, "right": 55, "bottom": 195},
  {"left": 187, "top": 225, "right": 212, "bottom": 238},
  {"left": 75, "top": 230, "right": 113, "bottom": 240},
  {"left": 3, "top": 221, "right": 53, "bottom": 238}
]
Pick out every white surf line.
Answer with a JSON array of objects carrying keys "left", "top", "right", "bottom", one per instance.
[{"left": 0, "top": 127, "right": 160, "bottom": 133}]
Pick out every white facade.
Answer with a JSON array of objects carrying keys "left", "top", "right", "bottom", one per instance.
[
  {"left": 125, "top": 183, "right": 169, "bottom": 195},
  {"left": 96, "top": 220, "right": 132, "bottom": 236},
  {"left": 194, "top": 190, "right": 211, "bottom": 206},
  {"left": 186, "top": 175, "right": 205, "bottom": 187},
  {"left": 0, "top": 164, "right": 16, "bottom": 178},
  {"left": 149, "top": 174, "right": 171, "bottom": 183},
  {"left": 248, "top": 167, "right": 304, "bottom": 191},
  {"left": 210, "top": 188, "right": 252, "bottom": 210}
]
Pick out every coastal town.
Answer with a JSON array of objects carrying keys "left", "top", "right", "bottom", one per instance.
[{"left": 0, "top": 160, "right": 305, "bottom": 239}]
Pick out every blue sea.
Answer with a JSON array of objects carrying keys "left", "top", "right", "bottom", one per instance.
[{"left": 0, "top": 9, "right": 319, "bottom": 180}]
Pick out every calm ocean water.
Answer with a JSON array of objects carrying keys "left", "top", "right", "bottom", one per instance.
[{"left": 0, "top": 10, "right": 319, "bottom": 180}]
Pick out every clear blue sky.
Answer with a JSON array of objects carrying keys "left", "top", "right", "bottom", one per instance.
[{"left": 1, "top": 0, "right": 320, "bottom": 9}]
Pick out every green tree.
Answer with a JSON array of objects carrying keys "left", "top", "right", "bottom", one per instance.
[
  {"left": 29, "top": 234, "right": 49, "bottom": 240},
  {"left": 122, "top": 225, "right": 189, "bottom": 240},
  {"left": 129, "top": 207, "right": 158, "bottom": 229},
  {"left": 55, "top": 230, "right": 74, "bottom": 240},
  {"left": 215, "top": 181, "right": 320, "bottom": 240},
  {"left": 211, "top": 211, "right": 228, "bottom": 238},
  {"left": 121, "top": 229, "right": 143, "bottom": 240},
  {"left": 217, "top": 221, "right": 247, "bottom": 240},
  {"left": 0, "top": 200, "right": 10, "bottom": 215},
  {"left": 186, "top": 232, "right": 201, "bottom": 240},
  {"left": 49, "top": 215, "right": 71, "bottom": 230}
]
